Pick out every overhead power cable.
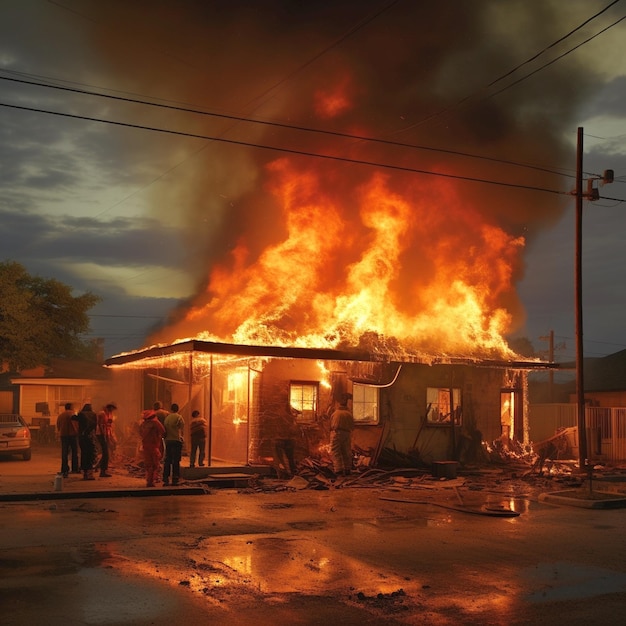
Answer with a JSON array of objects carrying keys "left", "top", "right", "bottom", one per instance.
[
  {"left": 485, "top": 12, "right": 626, "bottom": 101},
  {"left": 394, "top": 2, "right": 626, "bottom": 132},
  {"left": 89, "top": 314, "right": 164, "bottom": 319},
  {"left": 487, "top": 0, "right": 623, "bottom": 87},
  {"left": 0, "top": 100, "right": 571, "bottom": 197},
  {"left": 0, "top": 73, "right": 572, "bottom": 179}
]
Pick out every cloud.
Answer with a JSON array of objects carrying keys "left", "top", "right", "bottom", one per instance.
[{"left": 2, "top": 0, "right": 626, "bottom": 359}]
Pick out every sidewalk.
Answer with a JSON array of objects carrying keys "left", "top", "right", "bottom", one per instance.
[{"left": 0, "top": 442, "right": 207, "bottom": 501}]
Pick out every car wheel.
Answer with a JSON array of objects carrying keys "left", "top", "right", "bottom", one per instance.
[{"left": 22, "top": 450, "right": 32, "bottom": 461}]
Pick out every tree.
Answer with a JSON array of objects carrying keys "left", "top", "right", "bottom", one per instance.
[{"left": 0, "top": 261, "right": 101, "bottom": 371}]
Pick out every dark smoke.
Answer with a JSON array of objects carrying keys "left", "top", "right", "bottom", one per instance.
[{"left": 86, "top": 0, "right": 601, "bottom": 349}]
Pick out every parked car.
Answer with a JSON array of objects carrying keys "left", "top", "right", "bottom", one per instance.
[{"left": 0, "top": 414, "right": 32, "bottom": 461}]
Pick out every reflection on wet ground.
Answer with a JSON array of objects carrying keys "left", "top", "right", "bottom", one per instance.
[
  {"left": 4, "top": 488, "right": 626, "bottom": 625},
  {"left": 192, "top": 534, "right": 415, "bottom": 596}
]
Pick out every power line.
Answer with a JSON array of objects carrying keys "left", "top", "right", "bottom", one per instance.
[
  {"left": 487, "top": 0, "right": 623, "bottom": 87},
  {"left": 89, "top": 314, "right": 164, "bottom": 319},
  {"left": 394, "top": 3, "right": 626, "bottom": 133},
  {"left": 485, "top": 13, "right": 626, "bottom": 102},
  {"left": 0, "top": 100, "right": 571, "bottom": 197},
  {"left": 0, "top": 73, "right": 572, "bottom": 179}
]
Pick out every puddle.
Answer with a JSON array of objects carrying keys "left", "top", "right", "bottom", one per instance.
[
  {"left": 196, "top": 535, "right": 413, "bottom": 596},
  {"left": 521, "top": 561, "right": 626, "bottom": 602}
]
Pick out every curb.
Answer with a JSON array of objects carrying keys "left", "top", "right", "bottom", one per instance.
[
  {"left": 0, "top": 486, "right": 208, "bottom": 502},
  {"left": 538, "top": 490, "right": 626, "bottom": 509}
]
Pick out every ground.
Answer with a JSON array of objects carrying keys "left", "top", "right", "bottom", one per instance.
[{"left": 1, "top": 444, "right": 626, "bottom": 625}]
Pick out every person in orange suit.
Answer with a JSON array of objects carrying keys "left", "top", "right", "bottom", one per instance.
[{"left": 139, "top": 409, "right": 166, "bottom": 487}]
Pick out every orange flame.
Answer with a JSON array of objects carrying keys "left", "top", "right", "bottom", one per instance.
[
  {"left": 154, "top": 156, "right": 524, "bottom": 359},
  {"left": 314, "top": 76, "right": 354, "bottom": 119}
]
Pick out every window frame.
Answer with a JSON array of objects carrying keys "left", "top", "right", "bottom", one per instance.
[
  {"left": 425, "top": 387, "right": 462, "bottom": 426},
  {"left": 352, "top": 383, "right": 380, "bottom": 425},
  {"left": 289, "top": 381, "right": 319, "bottom": 424}
]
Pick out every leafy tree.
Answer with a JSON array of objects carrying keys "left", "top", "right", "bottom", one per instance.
[{"left": 0, "top": 261, "right": 101, "bottom": 371}]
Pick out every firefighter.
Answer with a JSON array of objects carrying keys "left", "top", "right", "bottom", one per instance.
[
  {"left": 139, "top": 409, "right": 166, "bottom": 487},
  {"left": 330, "top": 393, "right": 354, "bottom": 476}
]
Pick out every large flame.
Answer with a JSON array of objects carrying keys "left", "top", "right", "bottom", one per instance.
[
  {"left": 153, "top": 157, "right": 523, "bottom": 358},
  {"left": 98, "top": 1, "right": 593, "bottom": 361}
]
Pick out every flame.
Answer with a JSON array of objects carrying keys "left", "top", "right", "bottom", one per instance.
[
  {"left": 317, "top": 361, "right": 332, "bottom": 389},
  {"left": 153, "top": 157, "right": 523, "bottom": 359},
  {"left": 314, "top": 75, "right": 354, "bottom": 119}
]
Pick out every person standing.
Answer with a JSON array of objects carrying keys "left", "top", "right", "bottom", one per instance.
[
  {"left": 139, "top": 409, "right": 166, "bottom": 487},
  {"left": 96, "top": 403, "right": 116, "bottom": 478},
  {"left": 189, "top": 410, "right": 208, "bottom": 468},
  {"left": 273, "top": 404, "right": 300, "bottom": 478},
  {"left": 153, "top": 401, "right": 169, "bottom": 426},
  {"left": 56, "top": 402, "right": 79, "bottom": 477},
  {"left": 73, "top": 403, "right": 98, "bottom": 481},
  {"left": 330, "top": 393, "right": 354, "bottom": 477},
  {"left": 163, "top": 403, "right": 184, "bottom": 486}
]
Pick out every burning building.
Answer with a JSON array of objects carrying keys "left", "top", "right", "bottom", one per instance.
[
  {"left": 99, "top": 2, "right": 594, "bottom": 471},
  {"left": 105, "top": 340, "right": 555, "bottom": 473}
]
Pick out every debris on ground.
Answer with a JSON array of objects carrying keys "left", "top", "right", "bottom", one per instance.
[
  {"left": 115, "top": 433, "right": 626, "bottom": 505},
  {"left": 350, "top": 588, "right": 411, "bottom": 615}
]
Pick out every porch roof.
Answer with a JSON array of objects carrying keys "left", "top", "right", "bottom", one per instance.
[{"left": 104, "top": 339, "right": 558, "bottom": 371}]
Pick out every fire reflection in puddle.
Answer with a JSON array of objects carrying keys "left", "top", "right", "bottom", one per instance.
[{"left": 201, "top": 536, "right": 412, "bottom": 596}]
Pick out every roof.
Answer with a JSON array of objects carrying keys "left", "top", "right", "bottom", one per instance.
[
  {"left": 104, "top": 339, "right": 557, "bottom": 370},
  {"left": 580, "top": 349, "right": 626, "bottom": 392},
  {"left": 9, "top": 358, "right": 110, "bottom": 383}
]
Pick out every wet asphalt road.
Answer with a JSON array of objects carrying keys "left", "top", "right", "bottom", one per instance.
[{"left": 1, "top": 446, "right": 626, "bottom": 624}]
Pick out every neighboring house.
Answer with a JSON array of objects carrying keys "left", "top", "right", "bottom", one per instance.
[
  {"left": 9, "top": 358, "right": 112, "bottom": 428},
  {"left": 105, "top": 340, "right": 554, "bottom": 470},
  {"left": 570, "top": 349, "right": 626, "bottom": 407},
  {"left": 529, "top": 349, "right": 626, "bottom": 462}
]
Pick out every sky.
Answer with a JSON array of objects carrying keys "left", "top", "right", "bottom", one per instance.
[{"left": 1, "top": 0, "right": 625, "bottom": 362}]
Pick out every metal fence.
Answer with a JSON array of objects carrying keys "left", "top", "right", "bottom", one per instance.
[{"left": 530, "top": 404, "right": 626, "bottom": 463}]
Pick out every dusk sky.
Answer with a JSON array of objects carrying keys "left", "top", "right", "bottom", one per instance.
[{"left": 1, "top": 0, "right": 625, "bottom": 361}]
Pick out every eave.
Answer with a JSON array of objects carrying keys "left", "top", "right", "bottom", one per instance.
[{"left": 104, "top": 339, "right": 558, "bottom": 371}]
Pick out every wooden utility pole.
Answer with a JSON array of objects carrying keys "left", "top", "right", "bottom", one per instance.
[
  {"left": 548, "top": 330, "right": 555, "bottom": 402},
  {"left": 573, "top": 127, "right": 613, "bottom": 468},
  {"left": 575, "top": 126, "right": 587, "bottom": 468}
]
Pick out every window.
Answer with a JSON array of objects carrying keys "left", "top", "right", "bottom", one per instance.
[
  {"left": 352, "top": 383, "right": 379, "bottom": 424},
  {"left": 289, "top": 382, "right": 318, "bottom": 423},
  {"left": 426, "top": 387, "right": 462, "bottom": 425}
]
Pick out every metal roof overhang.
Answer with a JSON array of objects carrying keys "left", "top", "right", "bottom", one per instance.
[{"left": 104, "top": 339, "right": 558, "bottom": 371}]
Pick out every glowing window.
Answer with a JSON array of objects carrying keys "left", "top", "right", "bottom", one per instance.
[
  {"left": 352, "top": 384, "right": 379, "bottom": 424},
  {"left": 289, "top": 382, "right": 318, "bottom": 423},
  {"left": 426, "top": 387, "right": 462, "bottom": 425}
]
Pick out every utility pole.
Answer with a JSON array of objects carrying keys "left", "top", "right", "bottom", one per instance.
[
  {"left": 539, "top": 331, "right": 555, "bottom": 402},
  {"left": 575, "top": 127, "right": 586, "bottom": 469},
  {"left": 574, "top": 127, "right": 614, "bottom": 470}
]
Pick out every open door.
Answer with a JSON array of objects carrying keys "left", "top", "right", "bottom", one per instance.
[{"left": 500, "top": 389, "right": 522, "bottom": 441}]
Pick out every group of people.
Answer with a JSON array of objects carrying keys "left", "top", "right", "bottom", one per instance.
[
  {"left": 271, "top": 394, "right": 356, "bottom": 479},
  {"left": 57, "top": 394, "right": 354, "bottom": 485},
  {"left": 56, "top": 402, "right": 117, "bottom": 481},
  {"left": 139, "top": 402, "right": 208, "bottom": 487}
]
